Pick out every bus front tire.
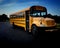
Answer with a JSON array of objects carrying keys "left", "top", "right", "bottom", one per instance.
[{"left": 31, "top": 25, "right": 38, "bottom": 38}]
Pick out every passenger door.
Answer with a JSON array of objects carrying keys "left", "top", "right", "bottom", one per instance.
[{"left": 25, "top": 11, "right": 29, "bottom": 32}]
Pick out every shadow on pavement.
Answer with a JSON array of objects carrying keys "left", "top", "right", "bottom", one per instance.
[
  {"left": 0, "top": 30, "right": 60, "bottom": 47},
  {"left": 0, "top": 22, "right": 60, "bottom": 47}
]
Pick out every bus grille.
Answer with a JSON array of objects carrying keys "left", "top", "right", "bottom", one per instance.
[{"left": 46, "top": 21, "right": 55, "bottom": 26}]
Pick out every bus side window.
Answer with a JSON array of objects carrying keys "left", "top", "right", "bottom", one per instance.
[
  {"left": 10, "top": 15, "right": 12, "bottom": 18},
  {"left": 14, "top": 15, "right": 15, "bottom": 18},
  {"left": 19, "top": 12, "right": 24, "bottom": 18}
]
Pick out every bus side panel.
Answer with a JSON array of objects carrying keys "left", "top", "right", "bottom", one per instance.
[
  {"left": 14, "top": 18, "right": 26, "bottom": 27},
  {"left": 10, "top": 17, "right": 26, "bottom": 29},
  {"left": 10, "top": 18, "right": 14, "bottom": 25}
]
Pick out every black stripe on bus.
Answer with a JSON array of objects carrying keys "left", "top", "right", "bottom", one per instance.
[
  {"left": 14, "top": 22, "right": 25, "bottom": 25},
  {"left": 10, "top": 20, "right": 25, "bottom": 22}
]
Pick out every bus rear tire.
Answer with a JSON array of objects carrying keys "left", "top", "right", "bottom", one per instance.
[{"left": 12, "top": 22, "right": 15, "bottom": 28}]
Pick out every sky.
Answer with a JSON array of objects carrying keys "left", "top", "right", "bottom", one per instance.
[{"left": 0, "top": 0, "right": 60, "bottom": 17}]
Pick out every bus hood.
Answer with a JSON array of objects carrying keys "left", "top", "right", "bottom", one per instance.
[
  {"left": 33, "top": 17, "right": 56, "bottom": 27},
  {"left": 33, "top": 17, "right": 54, "bottom": 21}
]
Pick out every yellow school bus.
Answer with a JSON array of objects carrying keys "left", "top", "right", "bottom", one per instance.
[{"left": 10, "top": 5, "right": 56, "bottom": 35}]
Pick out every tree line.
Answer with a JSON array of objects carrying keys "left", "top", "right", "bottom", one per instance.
[
  {"left": 0, "top": 14, "right": 60, "bottom": 23},
  {"left": 47, "top": 14, "right": 60, "bottom": 23},
  {"left": 0, "top": 14, "right": 9, "bottom": 22}
]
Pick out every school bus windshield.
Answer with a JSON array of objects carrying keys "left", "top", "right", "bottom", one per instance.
[{"left": 30, "top": 10, "right": 46, "bottom": 17}]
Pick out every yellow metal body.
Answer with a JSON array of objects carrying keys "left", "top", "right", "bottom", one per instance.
[
  {"left": 10, "top": 16, "right": 56, "bottom": 32},
  {"left": 9, "top": 6, "right": 56, "bottom": 32}
]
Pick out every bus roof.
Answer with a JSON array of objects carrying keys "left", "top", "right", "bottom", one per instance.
[
  {"left": 10, "top": 7, "right": 30, "bottom": 16},
  {"left": 10, "top": 5, "right": 46, "bottom": 16}
]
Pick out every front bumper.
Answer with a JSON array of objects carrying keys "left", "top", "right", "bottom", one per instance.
[{"left": 38, "top": 27, "right": 58, "bottom": 32}]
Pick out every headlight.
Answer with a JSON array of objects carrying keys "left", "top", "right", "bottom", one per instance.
[{"left": 40, "top": 24, "right": 46, "bottom": 27}]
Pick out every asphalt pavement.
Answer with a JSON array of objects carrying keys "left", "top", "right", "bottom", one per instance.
[{"left": 0, "top": 22, "right": 60, "bottom": 47}]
